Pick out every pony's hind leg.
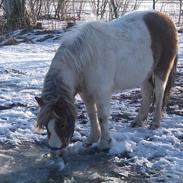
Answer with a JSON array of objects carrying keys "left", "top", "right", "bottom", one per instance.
[
  {"left": 150, "top": 77, "right": 166, "bottom": 129},
  {"left": 81, "top": 95, "right": 101, "bottom": 146},
  {"left": 131, "top": 78, "right": 153, "bottom": 127},
  {"left": 96, "top": 94, "right": 112, "bottom": 151}
]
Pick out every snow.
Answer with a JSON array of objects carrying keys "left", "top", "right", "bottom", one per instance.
[
  {"left": 0, "top": 31, "right": 182, "bottom": 182},
  {"left": 47, "top": 157, "right": 66, "bottom": 171}
]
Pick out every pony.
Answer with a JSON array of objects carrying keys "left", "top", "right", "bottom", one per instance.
[{"left": 35, "top": 10, "right": 178, "bottom": 154}]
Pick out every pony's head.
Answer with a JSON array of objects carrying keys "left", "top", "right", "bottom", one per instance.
[{"left": 35, "top": 96, "right": 76, "bottom": 155}]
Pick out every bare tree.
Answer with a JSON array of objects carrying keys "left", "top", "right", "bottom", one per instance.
[
  {"left": 0, "top": 0, "right": 3, "bottom": 9},
  {"left": 178, "top": 0, "right": 183, "bottom": 24},
  {"left": 109, "top": 0, "right": 130, "bottom": 20},
  {"left": 54, "top": 0, "right": 70, "bottom": 20},
  {"left": 120, "top": 0, "right": 130, "bottom": 15},
  {"left": 74, "top": 0, "right": 86, "bottom": 20},
  {"left": 90, "top": 0, "right": 108, "bottom": 20},
  {"left": 153, "top": 0, "right": 158, "bottom": 10},
  {"left": 3, "top": 0, "right": 31, "bottom": 30},
  {"left": 27, "top": 0, "right": 40, "bottom": 23},
  {"left": 110, "top": 0, "right": 118, "bottom": 19},
  {"left": 133, "top": 0, "right": 144, "bottom": 10}
]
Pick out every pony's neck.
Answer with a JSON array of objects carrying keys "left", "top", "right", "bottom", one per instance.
[{"left": 42, "top": 66, "right": 77, "bottom": 103}]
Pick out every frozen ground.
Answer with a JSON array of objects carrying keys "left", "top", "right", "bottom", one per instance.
[{"left": 0, "top": 30, "right": 182, "bottom": 183}]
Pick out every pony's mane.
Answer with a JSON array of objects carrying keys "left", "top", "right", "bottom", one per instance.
[
  {"left": 42, "top": 70, "right": 71, "bottom": 101},
  {"left": 55, "top": 22, "right": 106, "bottom": 73}
]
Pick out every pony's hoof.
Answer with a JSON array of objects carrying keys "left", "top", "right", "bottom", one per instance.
[
  {"left": 150, "top": 123, "right": 160, "bottom": 129},
  {"left": 80, "top": 146, "right": 100, "bottom": 154},
  {"left": 130, "top": 122, "right": 143, "bottom": 128},
  {"left": 96, "top": 138, "right": 112, "bottom": 152},
  {"left": 92, "top": 146, "right": 110, "bottom": 153},
  {"left": 83, "top": 135, "right": 100, "bottom": 148},
  {"left": 79, "top": 145, "right": 94, "bottom": 155},
  {"left": 82, "top": 143, "right": 92, "bottom": 148},
  {"left": 101, "top": 148, "right": 110, "bottom": 153}
]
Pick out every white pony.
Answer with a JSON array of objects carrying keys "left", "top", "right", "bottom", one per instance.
[{"left": 36, "top": 10, "right": 178, "bottom": 154}]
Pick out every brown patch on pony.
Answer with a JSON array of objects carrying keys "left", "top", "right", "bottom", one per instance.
[
  {"left": 53, "top": 97, "right": 76, "bottom": 119},
  {"left": 144, "top": 12, "right": 178, "bottom": 109},
  {"left": 54, "top": 117, "right": 70, "bottom": 147},
  {"left": 162, "top": 55, "right": 178, "bottom": 109},
  {"left": 52, "top": 98, "right": 76, "bottom": 146},
  {"left": 143, "top": 11, "right": 178, "bottom": 81},
  {"left": 36, "top": 97, "right": 76, "bottom": 130}
]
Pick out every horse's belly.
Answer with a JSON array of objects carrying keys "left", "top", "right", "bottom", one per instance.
[
  {"left": 114, "top": 74, "right": 146, "bottom": 91},
  {"left": 113, "top": 55, "right": 153, "bottom": 91}
]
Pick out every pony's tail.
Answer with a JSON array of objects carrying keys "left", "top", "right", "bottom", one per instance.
[{"left": 162, "top": 55, "right": 178, "bottom": 109}]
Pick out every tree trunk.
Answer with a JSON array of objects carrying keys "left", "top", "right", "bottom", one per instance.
[
  {"left": 153, "top": 0, "right": 155, "bottom": 10},
  {"left": 3, "top": 0, "right": 31, "bottom": 30},
  {"left": 178, "top": 0, "right": 183, "bottom": 24},
  {"left": 110, "top": 0, "right": 118, "bottom": 19}
]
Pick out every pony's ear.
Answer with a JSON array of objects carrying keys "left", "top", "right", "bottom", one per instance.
[{"left": 35, "top": 97, "right": 44, "bottom": 107}]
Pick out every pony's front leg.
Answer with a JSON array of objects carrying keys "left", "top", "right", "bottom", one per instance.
[
  {"left": 81, "top": 95, "right": 101, "bottom": 146},
  {"left": 96, "top": 97, "right": 112, "bottom": 151}
]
